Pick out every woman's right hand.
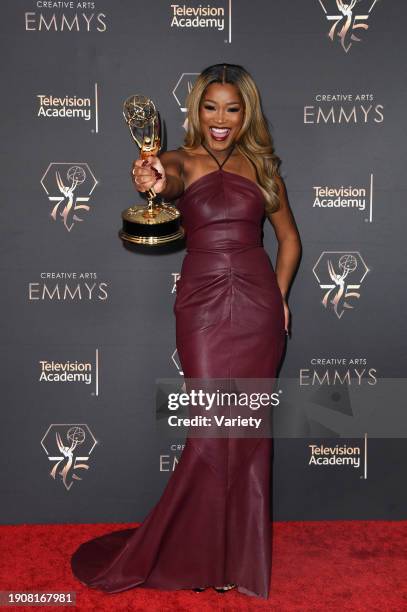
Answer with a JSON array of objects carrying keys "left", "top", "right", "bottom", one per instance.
[{"left": 131, "top": 155, "right": 167, "bottom": 194}]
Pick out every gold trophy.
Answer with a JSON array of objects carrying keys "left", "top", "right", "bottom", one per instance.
[{"left": 119, "top": 94, "right": 184, "bottom": 246}]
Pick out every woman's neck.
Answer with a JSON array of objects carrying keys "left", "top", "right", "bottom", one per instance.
[{"left": 200, "top": 140, "right": 236, "bottom": 164}]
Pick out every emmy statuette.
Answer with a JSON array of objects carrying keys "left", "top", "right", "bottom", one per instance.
[{"left": 119, "top": 95, "right": 184, "bottom": 246}]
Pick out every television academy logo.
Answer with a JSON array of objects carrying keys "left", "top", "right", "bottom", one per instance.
[
  {"left": 38, "top": 349, "right": 100, "bottom": 396},
  {"left": 313, "top": 251, "right": 369, "bottom": 318},
  {"left": 312, "top": 174, "right": 374, "bottom": 222},
  {"left": 171, "top": 272, "right": 184, "bottom": 374},
  {"left": 171, "top": 272, "right": 181, "bottom": 293},
  {"left": 41, "top": 424, "right": 97, "bottom": 490},
  {"left": 308, "top": 443, "right": 362, "bottom": 468},
  {"left": 173, "top": 73, "right": 199, "bottom": 130},
  {"left": 36, "top": 84, "right": 100, "bottom": 133},
  {"left": 318, "top": 0, "right": 380, "bottom": 53},
  {"left": 170, "top": 2, "right": 232, "bottom": 42},
  {"left": 41, "top": 163, "right": 98, "bottom": 232}
]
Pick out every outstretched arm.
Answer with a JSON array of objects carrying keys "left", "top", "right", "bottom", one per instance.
[{"left": 131, "top": 150, "right": 185, "bottom": 201}]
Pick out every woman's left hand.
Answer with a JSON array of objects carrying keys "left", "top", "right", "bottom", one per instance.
[{"left": 282, "top": 296, "right": 291, "bottom": 337}]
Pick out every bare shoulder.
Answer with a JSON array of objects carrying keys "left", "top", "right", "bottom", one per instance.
[
  {"left": 160, "top": 147, "right": 204, "bottom": 180},
  {"left": 158, "top": 148, "right": 186, "bottom": 179}
]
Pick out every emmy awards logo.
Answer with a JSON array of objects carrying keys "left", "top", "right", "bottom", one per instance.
[
  {"left": 41, "top": 424, "right": 97, "bottom": 490},
  {"left": 172, "top": 73, "right": 199, "bottom": 130},
  {"left": 41, "top": 162, "right": 98, "bottom": 232},
  {"left": 171, "top": 348, "right": 184, "bottom": 376},
  {"left": 313, "top": 251, "right": 369, "bottom": 318},
  {"left": 319, "top": 0, "right": 378, "bottom": 53}
]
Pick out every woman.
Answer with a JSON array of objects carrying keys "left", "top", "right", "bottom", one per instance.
[{"left": 71, "top": 63, "right": 301, "bottom": 599}]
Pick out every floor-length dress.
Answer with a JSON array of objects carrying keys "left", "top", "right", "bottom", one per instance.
[{"left": 70, "top": 149, "right": 286, "bottom": 599}]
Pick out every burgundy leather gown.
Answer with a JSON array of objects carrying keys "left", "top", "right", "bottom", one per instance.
[{"left": 70, "top": 151, "right": 286, "bottom": 599}]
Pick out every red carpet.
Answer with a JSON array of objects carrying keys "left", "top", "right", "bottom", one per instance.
[{"left": 0, "top": 520, "right": 406, "bottom": 611}]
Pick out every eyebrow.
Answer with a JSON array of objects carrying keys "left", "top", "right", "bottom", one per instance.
[{"left": 203, "top": 98, "right": 241, "bottom": 105}]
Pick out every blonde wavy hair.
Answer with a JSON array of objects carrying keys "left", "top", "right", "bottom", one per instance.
[{"left": 182, "top": 63, "right": 282, "bottom": 216}]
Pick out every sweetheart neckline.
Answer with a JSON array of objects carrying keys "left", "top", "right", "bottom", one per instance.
[{"left": 179, "top": 169, "right": 265, "bottom": 202}]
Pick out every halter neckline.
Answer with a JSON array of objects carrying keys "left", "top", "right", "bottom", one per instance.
[{"left": 201, "top": 141, "right": 235, "bottom": 170}]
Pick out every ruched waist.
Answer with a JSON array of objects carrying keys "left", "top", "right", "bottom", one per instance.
[
  {"left": 187, "top": 244, "right": 261, "bottom": 254},
  {"left": 184, "top": 221, "right": 262, "bottom": 254},
  {"left": 180, "top": 245, "right": 276, "bottom": 278}
]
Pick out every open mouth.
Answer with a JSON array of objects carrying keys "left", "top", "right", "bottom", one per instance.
[{"left": 209, "top": 127, "right": 231, "bottom": 141}]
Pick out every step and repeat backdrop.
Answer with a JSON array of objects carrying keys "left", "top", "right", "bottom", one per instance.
[{"left": 1, "top": 0, "right": 406, "bottom": 524}]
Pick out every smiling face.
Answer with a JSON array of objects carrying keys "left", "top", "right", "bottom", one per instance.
[{"left": 199, "top": 82, "right": 244, "bottom": 152}]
